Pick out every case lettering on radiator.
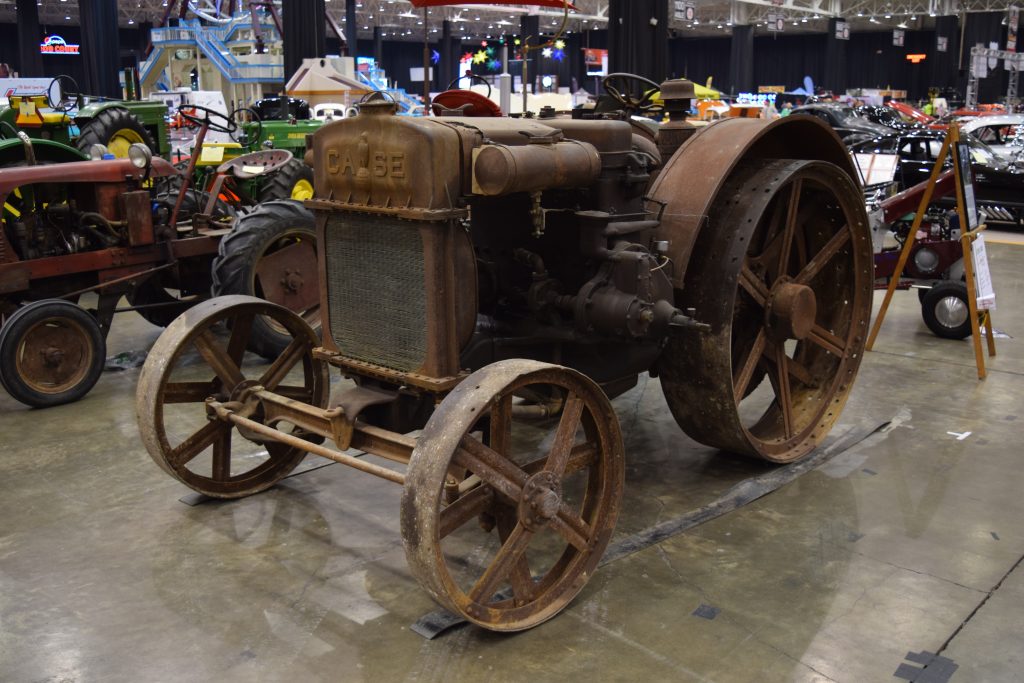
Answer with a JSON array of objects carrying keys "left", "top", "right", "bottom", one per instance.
[{"left": 325, "top": 146, "right": 406, "bottom": 180}]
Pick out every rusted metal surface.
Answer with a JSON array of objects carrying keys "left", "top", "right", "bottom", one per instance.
[
  {"left": 472, "top": 140, "right": 601, "bottom": 196},
  {"left": 136, "top": 295, "right": 328, "bottom": 498},
  {"left": 0, "top": 157, "right": 176, "bottom": 197},
  {"left": 136, "top": 89, "right": 877, "bottom": 632},
  {"left": 657, "top": 160, "right": 873, "bottom": 462},
  {"left": 649, "top": 116, "right": 860, "bottom": 289},
  {"left": 123, "top": 191, "right": 155, "bottom": 247},
  {"left": 10, "top": 309, "right": 94, "bottom": 395},
  {"left": 401, "top": 359, "right": 623, "bottom": 631}
]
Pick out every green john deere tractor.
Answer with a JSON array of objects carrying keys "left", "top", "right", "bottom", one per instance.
[
  {"left": 0, "top": 75, "right": 170, "bottom": 160},
  {"left": 174, "top": 102, "right": 319, "bottom": 203}
]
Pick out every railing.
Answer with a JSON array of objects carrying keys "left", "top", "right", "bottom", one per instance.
[{"left": 143, "top": 17, "right": 283, "bottom": 85}]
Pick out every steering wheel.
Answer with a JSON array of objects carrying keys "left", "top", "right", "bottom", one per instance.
[
  {"left": 0, "top": 121, "right": 19, "bottom": 139},
  {"left": 229, "top": 107, "right": 262, "bottom": 145},
  {"left": 46, "top": 74, "right": 81, "bottom": 113},
  {"left": 445, "top": 74, "right": 492, "bottom": 99},
  {"left": 177, "top": 104, "right": 237, "bottom": 134},
  {"left": 602, "top": 73, "right": 661, "bottom": 113}
]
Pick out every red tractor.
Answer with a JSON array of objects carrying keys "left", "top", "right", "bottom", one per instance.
[{"left": 0, "top": 114, "right": 319, "bottom": 408}]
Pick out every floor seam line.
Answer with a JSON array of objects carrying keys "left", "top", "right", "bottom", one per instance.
[
  {"left": 844, "top": 547, "right": 989, "bottom": 594},
  {"left": 868, "top": 348, "right": 1024, "bottom": 377},
  {"left": 934, "top": 550, "right": 1024, "bottom": 658}
]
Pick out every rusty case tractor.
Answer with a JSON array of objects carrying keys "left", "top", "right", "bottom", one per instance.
[{"left": 137, "top": 82, "right": 873, "bottom": 632}]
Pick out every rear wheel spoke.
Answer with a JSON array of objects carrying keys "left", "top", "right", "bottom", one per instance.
[
  {"left": 769, "top": 344, "right": 794, "bottom": 438},
  {"left": 739, "top": 265, "right": 770, "bottom": 306},
  {"left": 807, "top": 324, "right": 848, "bottom": 357},
  {"left": 796, "top": 226, "right": 851, "bottom": 285},
  {"left": 733, "top": 328, "right": 768, "bottom": 399},
  {"left": 778, "top": 180, "right": 803, "bottom": 275}
]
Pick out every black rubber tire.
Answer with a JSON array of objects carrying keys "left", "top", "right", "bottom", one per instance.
[
  {"left": 75, "top": 107, "right": 156, "bottom": 158},
  {"left": 154, "top": 190, "right": 233, "bottom": 223},
  {"left": 257, "top": 158, "right": 314, "bottom": 202},
  {"left": 921, "top": 280, "right": 972, "bottom": 340},
  {"left": 211, "top": 200, "right": 320, "bottom": 359},
  {"left": 126, "top": 281, "right": 202, "bottom": 328},
  {"left": 0, "top": 300, "right": 106, "bottom": 408}
]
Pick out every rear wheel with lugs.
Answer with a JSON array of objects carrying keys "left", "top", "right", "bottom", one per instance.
[
  {"left": 211, "top": 200, "right": 320, "bottom": 359},
  {"left": 402, "top": 359, "right": 624, "bottom": 631},
  {"left": 258, "top": 158, "right": 315, "bottom": 202},
  {"left": 659, "top": 159, "right": 874, "bottom": 463},
  {"left": 76, "top": 107, "right": 156, "bottom": 159},
  {"left": 0, "top": 299, "right": 106, "bottom": 408}
]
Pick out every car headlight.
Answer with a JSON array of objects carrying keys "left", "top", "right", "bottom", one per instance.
[
  {"left": 88, "top": 143, "right": 109, "bottom": 160},
  {"left": 128, "top": 143, "right": 152, "bottom": 169}
]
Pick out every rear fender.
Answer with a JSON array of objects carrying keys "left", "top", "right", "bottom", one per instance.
[{"left": 649, "top": 116, "right": 859, "bottom": 289}]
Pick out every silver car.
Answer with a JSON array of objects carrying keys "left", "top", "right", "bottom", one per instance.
[{"left": 960, "top": 114, "right": 1024, "bottom": 160}]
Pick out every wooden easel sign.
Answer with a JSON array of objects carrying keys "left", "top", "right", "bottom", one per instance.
[{"left": 866, "top": 124, "right": 996, "bottom": 379}]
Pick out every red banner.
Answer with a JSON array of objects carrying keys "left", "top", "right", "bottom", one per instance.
[{"left": 409, "top": 0, "right": 575, "bottom": 9}]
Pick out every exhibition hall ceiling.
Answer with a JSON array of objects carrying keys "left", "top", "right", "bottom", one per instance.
[{"left": 1, "top": 0, "right": 1018, "bottom": 38}]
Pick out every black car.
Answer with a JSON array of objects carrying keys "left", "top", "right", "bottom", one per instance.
[
  {"left": 850, "top": 130, "right": 1024, "bottom": 226},
  {"left": 251, "top": 96, "right": 311, "bottom": 121},
  {"left": 855, "top": 105, "right": 927, "bottom": 131},
  {"left": 789, "top": 104, "right": 892, "bottom": 144}
]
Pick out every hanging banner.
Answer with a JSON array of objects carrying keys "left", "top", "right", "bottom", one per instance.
[
  {"left": 835, "top": 21, "right": 850, "bottom": 40},
  {"left": 937, "top": 36, "right": 949, "bottom": 52},
  {"left": 1009, "top": 7, "right": 1019, "bottom": 52},
  {"left": 673, "top": 0, "right": 695, "bottom": 21},
  {"left": 767, "top": 14, "right": 784, "bottom": 32},
  {"left": 974, "top": 50, "right": 989, "bottom": 78},
  {"left": 893, "top": 29, "right": 905, "bottom": 46}
]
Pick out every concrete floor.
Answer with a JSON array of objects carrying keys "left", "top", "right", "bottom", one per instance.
[{"left": 1, "top": 237, "right": 1023, "bottom": 682}]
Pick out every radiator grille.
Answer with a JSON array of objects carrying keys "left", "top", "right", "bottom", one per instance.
[{"left": 324, "top": 214, "right": 427, "bottom": 372}]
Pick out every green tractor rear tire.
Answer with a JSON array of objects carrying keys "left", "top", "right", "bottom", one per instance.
[
  {"left": 258, "top": 158, "right": 315, "bottom": 202},
  {"left": 76, "top": 107, "right": 156, "bottom": 159}
]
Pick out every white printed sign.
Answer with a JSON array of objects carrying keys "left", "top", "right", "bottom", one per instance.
[
  {"left": 971, "top": 234, "right": 996, "bottom": 310},
  {"left": 853, "top": 153, "right": 900, "bottom": 186}
]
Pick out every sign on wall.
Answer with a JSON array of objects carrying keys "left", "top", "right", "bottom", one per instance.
[
  {"left": 893, "top": 29, "right": 905, "bottom": 47},
  {"left": 40, "top": 35, "right": 80, "bottom": 55},
  {"left": 673, "top": 1, "right": 695, "bottom": 22}
]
